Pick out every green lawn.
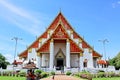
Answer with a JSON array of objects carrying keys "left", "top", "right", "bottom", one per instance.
[
  {"left": 93, "top": 77, "right": 120, "bottom": 80},
  {"left": 0, "top": 76, "right": 25, "bottom": 80}
]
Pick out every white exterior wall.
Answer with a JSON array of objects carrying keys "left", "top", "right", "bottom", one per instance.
[
  {"left": 80, "top": 56, "right": 84, "bottom": 71},
  {"left": 70, "top": 55, "right": 79, "bottom": 67},
  {"left": 28, "top": 48, "right": 37, "bottom": 60},
  {"left": 41, "top": 54, "right": 49, "bottom": 67},
  {"left": 83, "top": 48, "right": 93, "bottom": 68}
]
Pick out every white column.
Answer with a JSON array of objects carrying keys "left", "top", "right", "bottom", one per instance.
[
  {"left": 79, "top": 53, "right": 83, "bottom": 71},
  {"left": 41, "top": 54, "right": 46, "bottom": 67},
  {"left": 49, "top": 39, "right": 54, "bottom": 70},
  {"left": 88, "top": 49, "right": 94, "bottom": 68},
  {"left": 66, "top": 39, "right": 70, "bottom": 68},
  {"left": 36, "top": 53, "right": 41, "bottom": 69}
]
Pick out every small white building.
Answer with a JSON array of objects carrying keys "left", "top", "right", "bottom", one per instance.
[{"left": 18, "top": 12, "right": 102, "bottom": 72}]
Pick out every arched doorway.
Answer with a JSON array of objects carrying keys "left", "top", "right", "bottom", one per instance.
[
  {"left": 55, "top": 48, "right": 65, "bottom": 70},
  {"left": 83, "top": 59, "right": 88, "bottom": 68}
]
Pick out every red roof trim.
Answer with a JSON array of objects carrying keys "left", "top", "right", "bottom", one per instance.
[
  {"left": 70, "top": 40, "right": 83, "bottom": 53},
  {"left": 19, "top": 50, "right": 28, "bottom": 58},
  {"left": 37, "top": 40, "right": 50, "bottom": 53}
]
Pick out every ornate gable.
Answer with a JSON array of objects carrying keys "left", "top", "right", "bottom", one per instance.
[{"left": 51, "top": 24, "right": 69, "bottom": 39}]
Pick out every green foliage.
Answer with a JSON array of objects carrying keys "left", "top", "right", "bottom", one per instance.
[
  {"left": 41, "top": 72, "right": 49, "bottom": 78},
  {"left": 35, "top": 69, "right": 43, "bottom": 74},
  {"left": 0, "top": 76, "right": 25, "bottom": 80},
  {"left": 109, "top": 52, "right": 120, "bottom": 69},
  {"left": 50, "top": 71, "right": 55, "bottom": 75},
  {"left": 0, "top": 53, "right": 10, "bottom": 69},
  {"left": 66, "top": 71, "right": 72, "bottom": 76},
  {"left": 18, "top": 71, "right": 26, "bottom": 77}
]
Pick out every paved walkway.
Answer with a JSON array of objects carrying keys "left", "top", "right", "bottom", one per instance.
[{"left": 41, "top": 75, "right": 82, "bottom": 80}]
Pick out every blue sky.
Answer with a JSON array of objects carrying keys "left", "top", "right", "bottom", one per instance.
[{"left": 0, "top": 0, "right": 120, "bottom": 63}]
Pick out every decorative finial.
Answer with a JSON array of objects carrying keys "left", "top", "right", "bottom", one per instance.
[{"left": 59, "top": 8, "right": 61, "bottom": 13}]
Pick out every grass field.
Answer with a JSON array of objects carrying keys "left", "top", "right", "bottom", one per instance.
[
  {"left": 93, "top": 77, "right": 120, "bottom": 80},
  {"left": 0, "top": 76, "right": 25, "bottom": 80}
]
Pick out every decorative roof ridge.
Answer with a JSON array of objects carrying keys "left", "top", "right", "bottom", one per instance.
[{"left": 18, "top": 49, "right": 27, "bottom": 57}]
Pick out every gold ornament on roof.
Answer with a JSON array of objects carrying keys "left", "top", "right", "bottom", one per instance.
[
  {"left": 89, "top": 48, "right": 93, "bottom": 53},
  {"left": 66, "top": 39, "right": 69, "bottom": 42},
  {"left": 28, "top": 48, "right": 32, "bottom": 53},
  {"left": 56, "top": 28, "right": 64, "bottom": 37},
  {"left": 51, "top": 39, "right": 54, "bottom": 42},
  {"left": 70, "top": 30, "right": 73, "bottom": 34},
  {"left": 79, "top": 38, "right": 82, "bottom": 43},
  {"left": 80, "top": 52, "right": 83, "bottom": 57}
]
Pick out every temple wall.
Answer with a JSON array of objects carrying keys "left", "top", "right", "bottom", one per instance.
[
  {"left": 28, "top": 48, "right": 37, "bottom": 60},
  {"left": 83, "top": 48, "right": 93, "bottom": 68},
  {"left": 41, "top": 54, "right": 49, "bottom": 67},
  {"left": 70, "top": 54, "right": 79, "bottom": 67}
]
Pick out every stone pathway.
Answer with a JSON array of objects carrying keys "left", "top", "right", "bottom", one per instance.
[{"left": 41, "top": 75, "right": 81, "bottom": 80}]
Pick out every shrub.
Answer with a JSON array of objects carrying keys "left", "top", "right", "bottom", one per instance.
[
  {"left": 74, "top": 72, "right": 80, "bottom": 77},
  {"left": 97, "top": 72, "right": 105, "bottom": 78},
  {"left": 41, "top": 72, "right": 49, "bottom": 78},
  {"left": 50, "top": 71, "right": 55, "bottom": 75},
  {"left": 18, "top": 71, "right": 26, "bottom": 77},
  {"left": 66, "top": 71, "right": 72, "bottom": 76},
  {"left": 35, "top": 69, "right": 43, "bottom": 74}
]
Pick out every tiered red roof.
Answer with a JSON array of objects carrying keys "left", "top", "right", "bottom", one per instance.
[
  {"left": 13, "top": 60, "right": 23, "bottom": 65},
  {"left": 70, "top": 40, "right": 83, "bottom": 53},
  {"left": 19, "top": 12, "right": 102, "bottom": 58}
]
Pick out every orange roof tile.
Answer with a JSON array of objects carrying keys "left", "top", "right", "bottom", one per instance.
[
  {"left": 97, "top": 60, "right": 108, "bottom": 65},
  {"left": 19, "top": 50, "right": 28, "bottom": 58},
  {"left": 37, "top": 40, "right": 50, "bottom": 53},
  {"left": 92, "top": 51, "right": 102, "bottom": 57},
  {"left": 70, "top": 40, "right": 83, "bottom": 53}
]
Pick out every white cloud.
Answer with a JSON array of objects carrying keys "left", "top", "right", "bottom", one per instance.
[
  {"left": 118, "top": 1, "right": 120, "bottom": 4},
  {"left": 0, "top": 0, "right": 45, "bottom": 36},
  {"left": 112, "top": 1, "right": 120, "bottom": 8},
  {"left": 4, "top": 53, "right": 13, "bottom": 64}
]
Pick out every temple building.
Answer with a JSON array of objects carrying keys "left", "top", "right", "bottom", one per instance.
[{"left": 18, "top": 12, "right": 103, "bottom": 72}]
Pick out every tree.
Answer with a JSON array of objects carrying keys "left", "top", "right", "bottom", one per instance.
[
  {"left": 109, "top": 52, "right": 120, "bottom": 70},
  {"left": 0, "top": 53, "right": 10, "bottom": 69}
]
